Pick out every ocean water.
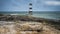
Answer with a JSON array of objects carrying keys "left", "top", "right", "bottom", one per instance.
[
  {"left": 0, "top": 11, "right": 60, "bottom": 20},
  {"left": 33, "top": 12, "right": 60, "bottom": 20}
]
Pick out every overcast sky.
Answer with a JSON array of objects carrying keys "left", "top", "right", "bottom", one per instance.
[{"left": 0, "top": 0, "right": 60, "bottom": 11}]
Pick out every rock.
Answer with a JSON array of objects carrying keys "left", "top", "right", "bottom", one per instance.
[{"left": 14, "top": 22, "right": 43, "bottom": 31}]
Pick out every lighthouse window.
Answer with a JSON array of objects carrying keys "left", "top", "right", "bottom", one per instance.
[
  {"left": 29, "top": 3, "right": 32, "bottom": 5},
  {"left": 29, "top": 8, "right": 32, "bottom": 9}
]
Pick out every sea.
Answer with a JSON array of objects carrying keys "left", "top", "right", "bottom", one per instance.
[{"left": 0, "top": 11, "right": 60, "bottom": 20}]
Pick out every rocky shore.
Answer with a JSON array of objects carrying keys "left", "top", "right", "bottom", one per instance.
[
  {"left": 0, "top": 14, "right": 60, "bottom": 30},
  {"left": 0, "top": 14, "right": 60, "bottom": 34},
  {"left": 0, "top": 21, "right": 60, "bottom": 34}
]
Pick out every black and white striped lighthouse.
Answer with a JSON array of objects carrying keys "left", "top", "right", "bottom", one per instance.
[{"left": 28, "top": 3, "right": 33, "bottom": 16}]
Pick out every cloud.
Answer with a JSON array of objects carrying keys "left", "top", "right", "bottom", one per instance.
[{"left": 45, "top": 1, "right": 60, "bottom": 5}]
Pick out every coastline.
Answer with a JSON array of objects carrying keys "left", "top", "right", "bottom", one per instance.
[
  {"left": 0, "top": 14, "right": 60, "bottom": 30},
  {"left": 0, "top": 14, "right": 60, "bottom": 34}
]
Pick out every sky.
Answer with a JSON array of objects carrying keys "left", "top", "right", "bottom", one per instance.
[{"left": 0, "top": 0, "right": 60, "bottom": 11}]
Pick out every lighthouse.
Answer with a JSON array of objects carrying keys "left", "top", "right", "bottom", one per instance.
[{"left": 28, "top": 3, "right": 33, "bottom": 16}]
